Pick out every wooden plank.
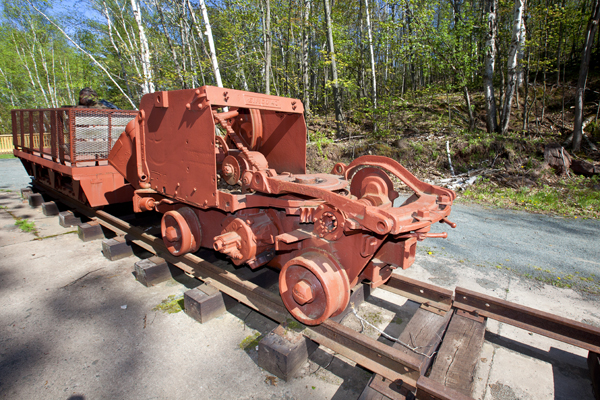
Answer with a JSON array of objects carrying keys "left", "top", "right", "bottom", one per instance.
[
  {"left": 361, "top": 307, "right": 453, "bottom": 399},
  {"left": 428, "top": 313, "right": 486, "bottom": 397},
  {"left": 394, "top": 307, "right": 452, "bottom": 366}
]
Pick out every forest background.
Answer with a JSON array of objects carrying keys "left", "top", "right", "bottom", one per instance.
[{"left": 1, "top": 0, "right": 599, "bottom": 218}]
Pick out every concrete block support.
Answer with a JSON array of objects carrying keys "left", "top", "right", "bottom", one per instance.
[
  {"left": 184, "top": 284, "right": 236, "bottom": 324},
  {"left": 41, "top": 201, "right": 59, "bottom": 216},
  {"left": 258, "top": 325, "right": 319, "bottom": 381},
  {"left": 134, "top": 256, "right": 172, "bottom": 287},
  {"left": 102, "top": 236, "right": 133, "bottom": 261},
  {"left": 58, "top": 211, "right": 81, "bottom": 227},
  {"left": 28, "top": 193, "right": 44, "bottom": 208},
  {"left": 20, "top": 188, "right": 33, "bottom": 199},
  {"left": 77, "top": 221, "right": 104, "bottom": 242}
]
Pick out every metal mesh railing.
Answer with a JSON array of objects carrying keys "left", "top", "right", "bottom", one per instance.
[{"left": 11, "top": 108, "right": 137, "bottom": 165}]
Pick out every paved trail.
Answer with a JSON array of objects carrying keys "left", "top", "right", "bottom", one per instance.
[{"left": 422, "top": 202, "right": 600, "bottom": 292}]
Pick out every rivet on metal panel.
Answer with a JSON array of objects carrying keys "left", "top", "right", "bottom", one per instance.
[{"left": 186, "top": 103, "right": 191, "bottom": 110}]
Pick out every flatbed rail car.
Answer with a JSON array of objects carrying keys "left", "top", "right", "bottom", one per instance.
[{"left": 12, "top": 107, "right": 137, "bottom": 207}]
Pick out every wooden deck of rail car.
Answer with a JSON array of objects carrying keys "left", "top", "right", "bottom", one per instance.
[{"left": 25, "top": 184, "right": 600, "bottom": 400}]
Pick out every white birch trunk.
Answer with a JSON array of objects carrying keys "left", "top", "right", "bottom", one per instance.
[
  {"left": 264, "top": 0, "right": 272, "bottom": 94},
  {"left": 573, "top": 0, "right": 600, "bottom": 151},
  {"left": 302, "top": 0, "right": 311, "bottom": 115},
  {"left": 28, "top": 1, "right": 137, "bottom": 109},
  {"left": 198, "top": 0, "right": 224, "bottom": 88},
  {"left": 323, "top": 0, "right": 344, "bottom": 136},
  {"left": 499, "top": 0, "right": 525, "bottom": 135},
  {"left": 483, "top": 0, "right": 498, "bottom": 133},
  {"left": 364, "top": 0, "right": 377, "bottom": 108},
  {"left": 130, "top": 0, "right": 154, "bottom": 94}
]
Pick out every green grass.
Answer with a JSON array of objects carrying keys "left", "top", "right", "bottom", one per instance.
[
  {"left": 0, "top": 153, "right": 15, "bottom": 159},
  {"left": 15, "top": 218, "right": 38, "bottom": 234},
  {"left": 238, "top": 332, "right": 262, "bottom": 351},
  {"left": 461, "top": 176, "right": 600, "bottom": 219},
  {"left": 152, "top": 295, "right": 184, "bottom": 314}
]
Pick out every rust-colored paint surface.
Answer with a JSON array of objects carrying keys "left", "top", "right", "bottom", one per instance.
[
  {"left": 12, "top": 108, "right": 137, "bottom": 207},
  {"left": 108, "top": 86, "right": 457, "bottom": 325}
]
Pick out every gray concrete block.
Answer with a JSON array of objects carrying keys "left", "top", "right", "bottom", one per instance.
[
  {"left": 28, "top": 193, "right": 44, "bottom": 208},
  {"left": 20, "top": 188, "right": 33, "bottom": 199},
  {"left": 102, "top": 236, "right": 133, "bottom": 261},
  {"left": 41, "top": 201, "right": 59, "bottom": 216},
  {"left": 134, "top": 256, "right": 171, "bottom": 287},
  {"left": 184, "top": 284, "right": 236, "bottom": 324},
  {"left": 58, "top": 211, "right": 81, "bottom": 227},
  {"left": 258, "top": 325, "right": 318, "bottom": 381},
  {"left": 77, "top": 221, "right": 104, "bottom": 242}
]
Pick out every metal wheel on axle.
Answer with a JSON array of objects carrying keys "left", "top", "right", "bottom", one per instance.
[
  {"left": 161, "top": 207, "right": 202, "bottom": 256},
  {"left": 279, "top": 251, "right": 350, "bottom": 325}
]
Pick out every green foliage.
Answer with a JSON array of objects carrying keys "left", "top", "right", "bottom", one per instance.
[
  {"left": 15, "top": 218, "right": 37, "bottom": 233},
  {"left": 152, "top": 294, "right": 184, "bottom": 314},
  {"left": 462, "top": 176, "right": 600, "bottom": 219}
]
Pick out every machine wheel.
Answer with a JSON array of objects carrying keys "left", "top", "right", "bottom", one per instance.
[
  {"left": 161, "top": 207, "right": 202, "bottom": 256},
  {"left": 231, "top": 108, "right": 263, "bottom": 150},
  {"left": 279, "top": 251, "right": 350, "bottom": 325}
]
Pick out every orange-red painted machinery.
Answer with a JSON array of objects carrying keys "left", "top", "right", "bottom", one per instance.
[
  {"left": 108, "top": 86, "right": 457, "bottom": 325},
  {"left": 12, "top": 108, "right": 137, "bottom": 207}
]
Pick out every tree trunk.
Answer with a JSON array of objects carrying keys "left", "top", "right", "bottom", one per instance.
[
  {"left": 153, "top": 0, "right": 184, "bottom": 88},
  {"left": 364, "top": 0, "right": 377, "bottom": 109},
  {"left": 264, "top": 0, "right": 272, "bottom": 95},
  {"left": 573, "top": 0, "right": 600, "bottom": 152},
  {"left": 301, "top": 0, "right": 311, "bottom": 115},
  {"left": 323, "top": 0, "right": 344, "bottom": 136},
  {"left": 198, "top": 0, "right": 223, "bottom": 88},
  {"left": 130, "top": 0, "right": 154, "bottom": 94},
  {"left": 463, "top": 85, "right": 476, "bottom": 131},
  {"left": 499, "top": 0, "right": 525, "bottom": 135},
  {"left": 483, "top": 0, "right": 498, "bottom": 133}
]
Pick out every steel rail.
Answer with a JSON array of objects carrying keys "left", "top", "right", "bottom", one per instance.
[
  {"left": 32, "top": 180, "right": 425, "bottom": 388},
  {"left": 93, "top": 209, "right": 423, "bottom": 388},
  {"left": 454, "top": 287, "right": 600, "bottom": 354},
  {"left": 30, "top": 182, "right": 600, "bottom": 400}
]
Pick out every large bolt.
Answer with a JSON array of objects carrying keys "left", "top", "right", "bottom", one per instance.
[{"left": 292, "top": 280, "right": 315, "bottom": 305}]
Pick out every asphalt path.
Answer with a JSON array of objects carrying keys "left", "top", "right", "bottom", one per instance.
[
  {"left": 0, "top": 158, "right": 31, "bottom": 191},
  {"left": 422, "top": 202, "right": 600, "bottom": 293}
]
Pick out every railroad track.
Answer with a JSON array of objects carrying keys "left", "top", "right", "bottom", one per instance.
[{"left": 32, "top": 182, "right": 600, "bottom": 400}]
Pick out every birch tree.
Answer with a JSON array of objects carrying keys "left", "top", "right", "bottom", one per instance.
[
  {"left": 323, "top": 0, "right": 344, "bottom": 136},
  {"left": 264, "top": 0, "right": 272, "bottom": 95},
  {"left": 130, "top": 0, "right": 154, "bottom": 94},
  {"left": 572, "top": 0, "right": 600, "bottom": 152},
  {"left": 364, "top": 0, "right": 377, "bottom": 109},
  {"left": 483, "top": 0, "right": 499, "bottom": 133},
  {"left": 500, "top": 0, "right": 526, "bottom": 135},
  {"left": 301, "top": 0, "right": 311, "bottom": 115},
  {"left": 198, "top": 0, "right": 223, "bottom": 88}
]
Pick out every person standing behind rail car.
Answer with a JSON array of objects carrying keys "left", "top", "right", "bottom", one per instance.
[{"left": 77, "top": 87, "right": 120, "bottom": 110}]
